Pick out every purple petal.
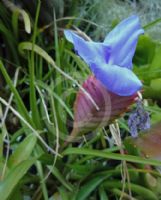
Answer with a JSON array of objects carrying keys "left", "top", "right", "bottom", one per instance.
[
  {"left": 104, "top": 15, "right": 144, "bottom": 69},
  {"left": 64, "top": 30, "right": 111, "bottom": 65},
  {"left": 90, "top": 63, "right": 142, "bottom": 96}
]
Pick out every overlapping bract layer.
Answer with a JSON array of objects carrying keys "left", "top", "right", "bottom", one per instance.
[{"left": 68, "top": 76, "right": 137, "bottom": 140}]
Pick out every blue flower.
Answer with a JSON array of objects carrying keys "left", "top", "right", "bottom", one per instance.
[{"left": 64, "top": 15, "right": 144, "bottom": 96}]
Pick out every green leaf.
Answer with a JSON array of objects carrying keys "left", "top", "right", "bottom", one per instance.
[
  {"left": 57, "top": 187, "right": 70, "bottom": 200},
  {"left": 8, "top": 186, "right": 23, "bottom": 200},
  {"left": 103, "top": 181, "right": 157, "bottom": 200},
  {"left": 99, "top": 186, "right": 109, "bottom": 200},
  {"left": 20, "top": 10, "right": 31, "bottom": 34},
  {"left": 144, "top": 78, "right": 161, "bottom": 100},
  {"left": 150, "top": 78, "right": 161, "bottom": 93},
  {"left": 8, "top": 134, "right": 37, "bottom": 168},
  {"left": 76, "top": 175, "right": 109, "bottom": 200},
  {"left": 18, "top": 42, "right": 55, "bottom": 64},
  {"left": 12, "top": 8, "right": 31, "bottom": 38},
  {"left": 48, "top": 166, "right": 73, "bottom": 191},
  {"left": 134, "top": 35, "right": 156, "bottom": 66},
  {"left": 63, "top": 147, "right": 161, "bottom": 166},
  {"left": 149, "top": 45, "right": 161, "bottom": 79},
  {"left": 0, "top": 159, "right": 35, "bottom": 200},
  {"left": 49, "top": 187, "right": 71, "bottom": 200}
]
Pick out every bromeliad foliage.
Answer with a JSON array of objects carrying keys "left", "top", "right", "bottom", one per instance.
[
  {"left": 1, "top": 2, "right": 161, "bottom": 198},
  {"left": 64, "top": 15, "right": 144, "bottom": 139},
  {"left": 64, "top": 15, "right": 144, "bottom": 96}
]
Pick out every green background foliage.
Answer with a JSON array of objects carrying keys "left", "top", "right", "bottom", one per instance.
[{"left": 0, "top": 0, "right": 161, "bottom": 199}]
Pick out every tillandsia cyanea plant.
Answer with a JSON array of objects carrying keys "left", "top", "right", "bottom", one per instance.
[{"left": 64, "top": 15, "right": 145, "bottom": 142}]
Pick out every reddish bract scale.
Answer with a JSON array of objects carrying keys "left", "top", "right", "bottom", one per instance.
[{"left": 68, "top": 75, "right": 138, "bottom": 142}]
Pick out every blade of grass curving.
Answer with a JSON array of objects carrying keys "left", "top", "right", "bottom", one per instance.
[
  {"left": 63, "top": 147, "right": 161, "bottom": 166},
  {"left": 19, "top": 9, "right": 31, "bottom": 34},
  {"left": 12, "top": 8, "right": 31, "bottom": 39},
  {"left": 39, "top": 16, "right": 101, "bottom": 34},
  {"left": 3, "top": 0, "right": 31, "bottom": 34}
]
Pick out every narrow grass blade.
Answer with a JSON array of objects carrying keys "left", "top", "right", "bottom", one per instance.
[
  {"left": 76, "top": 175, "right": 109, "bottom": 200},
  {"left": 12, "top": 8, "right": 31, "bottom": 38},
  {"left": 63, "top": 147, "right": 161, "bottom": 166},
  {"left": 29, "top": 0, "right": 41, "bottom": 128},
  {"left": 103, "top": 181, "right": 157, "bottom": 200},
  {"left": 48, "top": 165, "right": 73, "bottom": 191}
]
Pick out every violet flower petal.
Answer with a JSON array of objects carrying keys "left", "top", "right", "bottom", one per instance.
[
  {"left": 64, "top": 30, "right": 111, "bottom": 65},
  {"left": 104, "top": 15, "right": 144, "bottom": 69},
  {"left": 90, "top": 62, "right": 142, "bottom": 96}
]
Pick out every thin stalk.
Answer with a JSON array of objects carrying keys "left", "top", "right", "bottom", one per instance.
[{"left": 29, "top": 0, "right": 41, "bottom": 127}]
